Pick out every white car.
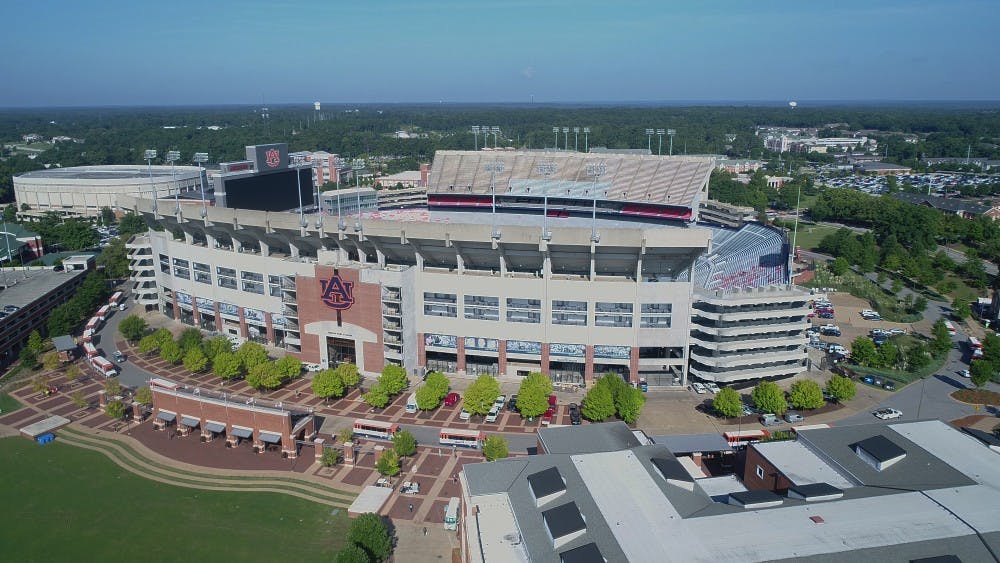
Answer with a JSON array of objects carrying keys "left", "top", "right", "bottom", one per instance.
[
  {"left": 872, "top": 408, "right": 903, "bottom": 420},
  {"left": 494, "top": 395, "right": 507, "bottom": 408},
  {"left": 304, "top": 363, "right": 324, "bottom": 372},
  {"left": 959, "top": 369, "right": 971, "bottom": 378},
  {"left": 691, "top": 382, "right": 707, "bottom": 394},
  {"left": 459, "top": 409, "right": 471, "bottom": 420},
  {"left": 485, "top": 407, "right": 500, "bottom": 423},
  {"left": 706, "top": 382, "right": 721, "bottom": 394}
]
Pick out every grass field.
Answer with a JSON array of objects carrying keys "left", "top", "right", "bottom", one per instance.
[
  {"left": 790, "top": 223, "right": 839, "bottom": 251},
  {"left": 0, "top": 392, "right": 22, "bottom": 414},
  {"left": 0, "top": 437, "right": 350, "bottom": 562}
]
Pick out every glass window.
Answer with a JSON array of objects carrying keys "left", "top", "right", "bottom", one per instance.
[
  {"left": 507, "top": 298, "right": 541, "bottom": 310},
  {"left": 241, "top": 271, "right": 264, "bottom": 282},
  {"left": 172, "top": 258, "right": 189, "bottom": 268},
  {"left": 465, "top": 307, "right": 499, "bottom": 321},
  {"left": 424, "top": 303, "right": 457, "bottom": 317},
  {"left": 194, "top": 271, "right": 212, "bottom": 284},
  {"left": 194, "top": 262, "right": 211, "bottom": 273},
  {"left": 242, "top": 280, "right": 265, "bottom": 294},
  {"left": 217, "top": 266, "right": 236, "bottom": 277},
  {"left": 464, "top": 295, "right": 498, "bottom": 307},
  {"left": 424, "top": 292, "right": 457, "bottom": 304},
  {"left": 173, "top": 267, "right": 190, "bottom": 279},
  {"left": 218, "top": 277, "right": 237, "bottom": 290},
  {"left": 552, "top": 300, "right": 587, "bottom": 312},
  {"left": 596, "top": 302, "right": 632, "bottom": 313},
  {"left": 507, "top": 310, "right": 541, "bottom": 324}
]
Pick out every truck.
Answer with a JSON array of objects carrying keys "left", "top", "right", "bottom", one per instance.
[
  {"left": 90, "top": 356, "right": 117, "bottom": 378},
  {"left": 760, "top": 413, "right": 782, "bottom": 426}
]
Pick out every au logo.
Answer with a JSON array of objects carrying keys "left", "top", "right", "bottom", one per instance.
[
  {"left": 264, "top": 148, "right": 281, "bottom": 168},
  {"left": 320, "top": 274, "right": 355, "bottom": 310}
]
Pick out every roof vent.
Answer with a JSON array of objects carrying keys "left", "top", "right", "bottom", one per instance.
[
  {"left": 810, "top": 516, "right": 825, "bottom": 524},
  {"left": 852, "top": 435, "right": 906, "bottom": 471}
]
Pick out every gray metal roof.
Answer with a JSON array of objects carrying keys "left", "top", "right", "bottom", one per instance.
[
  {"left": 0, "top": 268, "right": 86, "bottom": 308},
  {"left": 892, "top": 192, "right": 991, "bottom": 214},
  {"left": 653, "top": 432, "right": 733, "bottom": 454},
  {"left": 51, "top": 335, "right": 76, "bottom": 351},
  {"left": 752, "top": 440, "right": 855, "bottom": 489},
  {"left": 538, "top": 421, "right": 641, "bottom": 454}
]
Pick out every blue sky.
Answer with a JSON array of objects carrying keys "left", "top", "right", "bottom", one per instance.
[{"left": 1, "top": 0, "right": 997, "bottom": 106}]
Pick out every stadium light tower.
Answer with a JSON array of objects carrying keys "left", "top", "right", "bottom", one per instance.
[
  {"left": 537, "top": 162, "right": 556, "bottom": 241},
  {"left": 667, "top": 129, "right": 676, "bottom": 156},
  {"left": 552, "top": 127, "right": 559, "bottom": 149},
  {"left": 352, "top": 158, "right": 365, "bottom": 232},
  {"left": 144, "top": 149, "right": 158, "bottom": 212},
  {"left": 193, "top": 152, "right": 209, "bottom": 219},
  {"left": 334, "top": 157, "right": 346, "bottom": 230},
  {"left": 645, "top": 129, "right": 654, "bottom": 153},
  {"left": 491, "top": 126, "right": 500, "bottom": 149},
  {"left": 562, "top": 127, "right": 569, "bottom": 151},
  {"left": 573, "top": 127, "right": 580, "bottom": 152},
  {"left": 485, "top": 160, "right": 505, "bottom": 240},
  {"left": 587, "top": 162, "right": 606, "bottom": 243},
  {"left": 291, "top": 153, "right": 309, "bottom": 228},
  {"left": 165, "top": 150, "right": 181, "bottom": 215},
  {"left": 472, "top": 126, "right": 480, "bottom": 150},
  {"left": 656, "top": 129, "right": 665, "bottom": 155},
  {"left": 583, "top": 127, "right": 590, "bottom": 153}
]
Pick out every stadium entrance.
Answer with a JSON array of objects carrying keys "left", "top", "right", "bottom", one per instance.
[{"left": 326, "top": 337, "right": 355, "bottom": 367}]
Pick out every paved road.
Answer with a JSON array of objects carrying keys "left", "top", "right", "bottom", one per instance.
[{"left": 940, "top": 245, "right": 998, "bottom": 276}]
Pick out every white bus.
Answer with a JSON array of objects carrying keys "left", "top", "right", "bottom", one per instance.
[
  {"left": 444, "top": 497, "right": 460, "bottom": 531},
  {"left": 95, "top": 305, "right": 112, "bottom": 321},
  {"left": 439, "top": 428, "right": 485, "bottom": 449},
  {"left": 91, "top": 356, "right": 117, "bottom": 378},
  {"left": 109, "top": 291, "right": 124, "bottom": 307},
  {"left": 969, "top": 336, "right": 982, "bottom": 349},
  {"left": 944, "top": 320, "right": 957, "bottom": 336},
  {"left": 82, "top": 342, "right": 99, "bottom": 358},
  {"left": 352, "top": 419, "right": 399, "bottom": 441},
  {"left": 405, "top": 393, "right": 418, "bottom": 414}
]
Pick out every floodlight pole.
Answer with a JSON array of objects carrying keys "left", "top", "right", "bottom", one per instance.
[
  {"left": 583, "top": 127, "right": 590, "bottom": 153},
  {"left": 491, "top": 126, "right": 500, "bottom": 149},
  {"left": 552, "top": 127, "right": 559, "bottom": 149},
  {"left": 193, "top": 152, "right": 209, "bottom": 219},
  {"left": 657, "top": 129, "right": 665, "bottom": 156},
  {"left": 486, "top": 160, "right": 505, "bottom": 239},
  {"left": 667, "top": 129, "right": 676, "bottom": 156},
  {"left": 646, "top": 129, "right": 654, "bottom": 152},
  {"left": 144, "top": 149, "right": 158, "bottom": 212},
  {"left": 472, "top": 126, "right": 480, "bottom": 150},
  {"left": 335, "top": 158, "right": 345, "bottom": 230},
  {"left": 587, "top": 162, "right": 606, "bottom": 243},
  {"left": 352, "top": 158, "right": 365, "bottom": 232},
  {"left": 573, "top": 127, "right": 580, "bottom": 152},
  {"left": 791, "top": 182, "right": 802, "bottom": 270},
  {"left": 165, "top": 150, "right": 181, "bottom": 215},
  {"left": 292, "top": 154, "right": 308, "bottom": 228},
  {"left": 563, "top": 127, "right": 569, "bottom": 151},
  {"left": 537, "top": 162, "right": 556, "bottom": 241}
]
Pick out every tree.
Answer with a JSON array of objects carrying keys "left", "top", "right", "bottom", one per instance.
[
  {"left": 246, "top": 362, "right": 281, "bottom": 391},
  {"left": 42, "top": 351, "right": 60, "bottom": 371},
  {"left": 105, "top": 399, "right": 126, "bottom": 419},
  {"left": 850, "top": 337, "right": 878, "bottom": 367},
  {"left": 100, "top": 206, "right": 116, "bottom": 226},
  {"left": 415, "top": 384, "right": 441, "bottom": 410},
  {"left": 275, "top": 355, "right": 302, "bottom": 379},
  {"left": 788, "top": 380, "right": 824, "bottom": 410},
  {"left": 616, "top": 386, "right": 646, "bottom": 424},
  {"left": 31, "top": 373, "right": 50, "bottom": 393},
  {"left": 3, "top": 205, "right": 15, "bottom": 222},
  {"left": 337, "top": 427, "right": 354, "bottom": 444},
  {"left": 212, "top": 351, "right": 241, "bottom": 381},
  {"left": 712, "top": 387, "right": 743, "bottom": 418},
  {"left": 159, "top": 340, "right": 183, "bottom": 364},
  {"left": 463, "top": 375, "right": 501, "bottom": 416},
  {"left": 581, "top": 380, "right": 616, "bottom": 421},
  {"left": 312, "top": 368, "right": 346, "bottom": 400},
  {"left": 183, "top": 347, "right": 209, "bottom": 373},
  {"left": 335, "top": 362, "right": 361, "bottom": 389},
  {"left": 970, "top": 360, "right": 993, "bottom": 388},
  {"left": 118, "top": 315, "right": 147, "bottom": 343},
  {"left": 751, "top": 381, "right": 788, "bottom": 415},
  {"left": 392, "top": 430, "right": 417, "bottom": 457},
  {"left": 516, "top": 372, "right": 554, "bottom": 419},
  {"left": 375, "top": 449, "right": 400, "bottom": 477},
  {"left": 27, "top": 330, "right": 44, "bottom": 354},
  {"left": 930, "top": 319, "right": 953, "bottom": 357},
  {"left": 335, "top": 545, "right": 370, "bottom": 563},
  {"left": 177, "top": 327, "right": 203, "bottom": 352},
  {"left": 830, "top": 256, "right": 850, "bottom": 276},
  {"left": 952, "top": 298, "right": 972, "bottom": 321},
  {"left": 138, "top": 334, "right": 161, "bottom": 355},
  {"left": 321, "top": 448, "right": 342, "bottom": 468},
  {"left": 825, "top": 375, "right": 856, "bottom": 402},
  {"left": 96, "top": 238, "right": 129, "bottom": 279},
  {"left": 425, "top": 371, "right": 450, "bottom": 399},
  {"left": 104, "top": 377, "right": 121, "bottom": 397},
  {"left": 19, "top": 347, "right": 38, "bottom": 369},
  {"left": 235, "top": 341, "right": 268, "bottom": 372},
  {"left": 202, "top": 335, "right": 232, "bottom": 360},
  {"left": 482, "top": 435, "right": 509, "bottom": 461},
  {"left": 877, "top": 341, "right": 901, "bottom": 370},
  {"left": 118, "top": 213, "right": 147, "bottom": 238},
  {"left": 363, "top": 384, "right": 390, "bottom": 408},
  {"left": 70, "top": 390, "right": 88, "bottom": 408},
  {"left": 378, "top": 364, "right": 408, "bottom": 396},
  {"left": 135, "top": 386, "right": 153, "bottom": 406},
  {"left": 347, "top": 513, "right": 393, "bottom": 563},
  {"left": 905, "top": 342, "right": 931, "bottom": 371},
  {"left": 151, "top": 328, "right": 174, "bottom": 347},
  {"left": 65, "top": 364, "right": 82, "bottom": 383}
]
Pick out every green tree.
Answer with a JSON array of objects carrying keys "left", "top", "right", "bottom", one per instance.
[
  {"left": 3, "top": 205, "right": 15, "bottom": 222},
  {"left": 581, "top": 381, "right": 616, "bottom": 421},
  {"left": 850, "top": 337, "right": 878, "bottom": 367},
  {"left": 788, "top": 380, "right": 824, "bottom": 410},
  {"left": 415, "top": 384, "right": 441, "bottom": 410},
  {"left": 19, "top": 347, "right": 38, "bottom": 369},
  {"left": 235, "top": 341, "right": 269, "bottom": 372},
  {"left": 751, "top": 381, "right": 788, "bottom": 415},
  {"left": 905, "top": 342, "right": 931, "bottom": 371},
  {"left": 31, "top": 373, "right": 50, "bottom": 393},
  {"left": 96, "top": 238, "right": 129, "bottom": 279},
  {"left": 970, "top": 360, "right": 993, "bottom": 388},
  {"left": 337, "top": 427, "right": 354, "bottom": 444},
  {"left": 952, "top": 298, "right": 971, "bottom": 321},
  {"left": 246, "top": 361, "right": 281, "bottom": 390},
  {"left": 100, "top": 206, "right": 116, "bottom": 226},
  {"left": 65, "top": 364, "right": 82, "bottom": 383},
  {"left": 27, "top": 330, "right": 44, "bottom": 354},
  {"left": 105, "top": 399, "right": 126, "bottom": 419},
  {"left": 463, "top": 375, "right": 501, "bottom": 416},
  {"left": 312, "top": 368, "right": 346, "bottom": 400},
  {"left": 335, "top": 362, "right": 361, "bottom": 389},
  {"left": 177, "top": 327, "right": 204, "bottom": 352},
  {"left": 335, "top": 545, "right": 370, "bottom": 563},
  {"left": 378, "top": 364, "right": 408, "bottom": 396},
  {"left": 912, "top": 295, "right": 929, "bottom": 313},
  {"left": 375, "top": 449, "right": 400, "bottom": 477},
  {"left": 212, "top": 351, "right": 241, "bottom": 381},
  {"left": 482, "top": 435, "right": 509, "bottom": 461},
  {"left": 104, "top": 376, "right": 121, "bottom": 397},
  {"left": 118, "top": 315, "right": 147, "bottom": 343},
  {"left": 275, "top": 355, "right": 302, "bottom": 379},
  {"left": 70, "top": 390, "right": 88, "bottom": 408},
  {"left": 183, "top": 347, "right": 209, "bottom": 373},
  {"left": 877, "top": 341, "right": 901, "bottom": 370},
  {"left": 159, "top": 340, "right": 183, "bottom": 364},
  {"left": 42, "top": 351, "right": 60, "bottom": 371},
  {"left": 930, "top": 319, "right": 953, "bottom": 357},
  {"left": 321, "top": 448, "right": 342, "bottom": 468},
  {"left": 392, "top": 430, "right": 417, "bottom": 457},
  {"left": 202, "top": 335, "right": 232, "bottom": 360},
  {"left": 830, "top": 256, "right": 850, "bottom": 276},
  {"left": 118, "top": 213, "right": 147, "bottom": 238},
  {"left": 425, "top": 371, "right": 450, "bottom": 399},
  {"left": 135, "top": 386, "right": 153, "bottom": 405},
  {"left": 363, "top": 384, "right": 390, "bottom": 408},
  {"left": 825, "top": 375, "right": 856, "bottom": 402},
  {"left": 151, "top": 328, "right": 174, "bottom": 347},
  {"left": 616, "top": 386, "right": 646, "bottom": 424},
  {"left": 347, "top": 513, "right": 393, "bottom": 563},
  {"left": 712, "top": 387, "right": 743, "bottom": 418},
  {"left": 516, "top": 372, "right": 553, "bottom": 419},
  {"left": 138, "top": 334, "right": 161, "bottom": 355}
]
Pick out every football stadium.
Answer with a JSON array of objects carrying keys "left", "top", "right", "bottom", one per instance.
[{"left": 123, "top": 148, "right": 808, "bottom": 387}]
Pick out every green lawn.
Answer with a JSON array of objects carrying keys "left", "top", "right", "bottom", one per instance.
[
  {"left": 0, "top": 392, "right": 22, "bottom": 414},
  {"left": 0, "top": 437, "right": 349, "bottom": 562},
  {"left": 791, "top": 223, "right": 839, "bottom": 252}
]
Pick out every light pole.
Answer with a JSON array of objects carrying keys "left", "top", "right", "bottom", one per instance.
[
  {"left": 491, "top": 126, "right": 500, "bottom": 149},
  {"left": 645, "top": 128, "right": 654, "bottom": 152},
  {"left": 485, "top": 160, "right": 504, "bottom": 239},
  {"left": 472, "top": 126, "right": 480, "bottom": 150},
  {"left": 587, "top": 162, "right": 606, "bottom": 243},
  {"left": 165, "top": 150, "right": 181, "bottom": 215},
  {"left": 144, "top": 149, "right": 158, "bottom": 212},
  {"left": 562, "top": 127, "right": 569, "bottom": 151},
  {"left": 583, "top": 127, "right": 590, "bottom": 153},
  {"left": 537, "top": 162, "right": 556, "bottom": 241},
  {"left": 656, "top": 129, "right": 665, "bottom": 155},
  {"left": 667, "top": 129, "right": 676, "bottom": 156},
  {"left": 552, "top": 127, "right": 559, "bottom": 149},
  {"left": 193, "top": 152, "right": 209, "bottom": 219},
  {"left": 334, "top": 157, "right": 345, "bottom": 230},
  {"left": 573, "top": 127, "right": 580, "bottom": 152},
  {"left": 352, "top": 158, "right": 365, "bottom": 232},
  {"left": 291, "top": 153, "right": 309, "bottom": 228}
]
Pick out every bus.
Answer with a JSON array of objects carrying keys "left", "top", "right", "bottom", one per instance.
[
  {"left": 790, "top": 423, "right": 831, "bottom": 434},
  {"left": 81, "top": 329, "right": 95, "bottom": 343},
  {"left": 90, "top": 356, "right": 117, "bottom": 378},
  {"left": 969, "top": 336, "right": 983, "bottom": 349},
  {"left": 85, "top": 317, "right": 101, "bottom": 332},
  {"left": 95, "top": 305, "right": 112, "bottom": 321},
  {"left": 444, "top": 497, "right": 460, "bottom": 531},
  {"left": 149, "top": 378, "right": 181, "bottom": 390},
  {"left": 723, "top": 429, "right": 770, "bottom": 448},
  {"left": 82, "top": 342, "right": 99, "bottom": 358},
  {"left": 944, "top": 320, "right": 957, "bottom": 336},
  {"left": 352, "top": 419, "right": 399, "bottom": 441},
  {"left": 109, "top": 291, "right": 124, "bottom": 307},
  {"left": 439, "top": 428, "right": 485, "bottom": 449}
]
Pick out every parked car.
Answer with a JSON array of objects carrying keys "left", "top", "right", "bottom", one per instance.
[
  {"left": 862, "top": 376, "right": 875, "bottom": 385},
  {"left": 548, "top": 395, "right": 557, "bottom": 407},
  {"left": 568, "top": 403, "right": 582, "bottom": 425},
  {"left": 304, "top": 363, "right": 323, "bottom": 372},
  {"left": 873, "top": 408, "right": 903, "bottom": 420},
  {"left": 401, "top": 481, "right": 420, "bottom": 494},
  {"left": 113, "top": 350, "right": 125, "bottom": 363},
  {"left": 760, "top": 413, "right": 782, "bottom": 426},
  {"left": 706, "top": 382, "right": 721, "bottom": 394},
  {"left": 818, "top": 312, "right": 835, "bottom": 319},
  {"left": 959, "top": 369, "right": 971, "bottom": 378},
  {"left": 444, "top": 392, "right": 460, "bottom": 407},
  {"left": 784, "top": 412, "right": 805, "bottom": 423},
  {"left": 883, "top": 382, "right": 896, "bottom": 391},
  {"left": 459, "top": 409, "right": 471, "bottom": 421},
  {"left": 485, "top": 407, "right": 500, "bottom": 423},
  {"left": 494, "top": 394, "right": 507, "bottom": 409},
  {"left": 691, "top": 382, "right": 707, "bottom": 394},
  {"left": 888, "top": 328, "right": 906, "bottom": 336},
  {"left": 507, "top": 394, "right": 519, "bottom": 412},
  {"left": 541, "top": 407, "right": 555, "bottom": 425}
]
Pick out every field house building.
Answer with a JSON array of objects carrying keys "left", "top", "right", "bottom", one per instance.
[{"left": 121, "top": 149, "right": 808, "bottom": 387}]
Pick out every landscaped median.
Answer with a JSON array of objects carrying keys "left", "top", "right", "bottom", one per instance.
[{"left": 951, "top": 388, "right": 1000, "bottom": 407}]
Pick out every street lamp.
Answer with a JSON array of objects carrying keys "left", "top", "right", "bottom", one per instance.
[
  {"left": 491, "top": 126, "right": 500, "bottom": 149},
  {"left": 562, "top": 127, "right": 569, "bottom": 151},
  {"left": 144, "top": 149, "right": 158, "bottom": 212},
  {"left": 552, "top": 127, "right": 559, "bottom": 149},
  {"left": 471, "top": 126, "right": 480, "bottom": 150},
  {"left": 667, "top": 129, "right": 676, "bottom": 156},
  {"left": 537, "top": 162, "right": 556, "bottom": 241},
  {"left": 573, "top": 127, "right": 580, "bottom": 152},
  {"left": 193, "top": 152, "right": 209, "bottom": 218},
  {"left": 583, "top": 127, "right": 590, "bottom": 153},
  {"left": 656, "top": 129, "right": 665, "bottom": 155},
  {"left": 291, "top": 152, "right": 309, "bottom": 228},
  {"left": 645, "top": 129, "right": 654, "bottom": 153},
  {"left": 165, "top": 150, "right": 181, "bottom": 215},
  {"left": 485, "top": 160, "right": 504, "bottom": 239},
  {"left": 352, "top": 158, "right": 365, "bottom": 232},
  {"left": 587, "top": 162, "right": 606, "bottom": 243}
]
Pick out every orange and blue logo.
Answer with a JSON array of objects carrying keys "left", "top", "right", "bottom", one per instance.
[
  {"left": 320, "top": 274, "right": 355, "bottom": 310},
  {"left": 264, "top": 148, "right": 281, "bottom": 168}
]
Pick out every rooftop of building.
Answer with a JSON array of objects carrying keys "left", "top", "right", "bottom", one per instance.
[
  {"left": 17, "top": 164, "right": 202, "bottom": 181},
  {"left": 891, "top": 192, "right": 991, "bottom": 214},
  {"left": 856, "top": 161, "right": 912, "bottom": 171},
  {"left": 537, "top": 422, "right": 641, "bottom": 454},
  {"left": 0, "top": 223, "right": 39, "bottom": 238},
  {"left": 0, "top": 267, "right": 86, "bottom": 308}
]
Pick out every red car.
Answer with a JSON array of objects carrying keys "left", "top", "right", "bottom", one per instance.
[
  {"left": 542, "top": 407, "right": 555, "bottom": 423},
  {"left": 443, "top": 392, "right": 460, "bottom": 407},
  {"left": 548, "top": 395, "right": 557, "bottom": 407}
]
